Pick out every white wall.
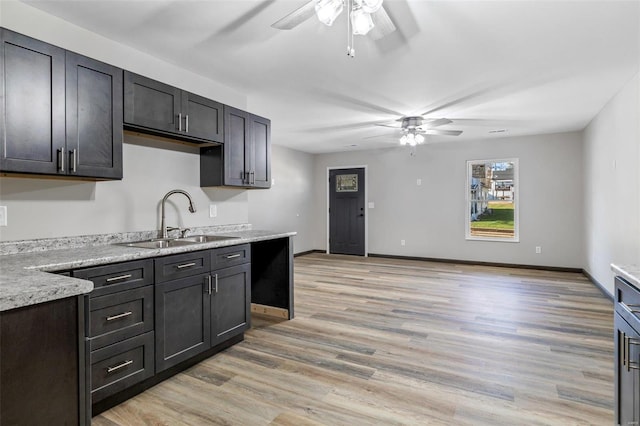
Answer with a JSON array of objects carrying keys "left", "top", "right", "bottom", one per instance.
[
  {"left": 248, "top": 145, "right": 316, "bottom": 253},
  {"left": 583, "top": 71, "right": 640, "bottom": 295},
  {"left": 313, "top": 132, "right": 585, "bottom": 268}
]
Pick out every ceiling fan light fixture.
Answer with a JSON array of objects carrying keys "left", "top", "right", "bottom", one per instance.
[
  {"left": 315, "top": 0, "right": 344, "bottom": 26},
  {"left": 361, "top": 0, "right": 383, "bottom": 14},
  {"left": 350, "top": 7, "right": 374, "bottom": 35},
  {"left": 400, "top": 134, "right": 408, "bottom": 145}
]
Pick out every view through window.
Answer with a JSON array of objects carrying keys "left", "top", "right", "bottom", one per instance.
[{"left": 467, "top": 159, "right": 518, "bottom": 241}]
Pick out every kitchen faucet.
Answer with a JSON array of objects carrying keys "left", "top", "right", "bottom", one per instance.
[{"left": 160, "top": 189, "right": 196, "bottom": 239}]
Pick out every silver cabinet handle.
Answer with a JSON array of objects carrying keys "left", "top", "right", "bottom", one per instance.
[
  {"left": 106, "top": 274, "right": 132, "bottom": 283},
  {"left": 215, "top": 273, "right": 218, "bottom": 293},
  {"left": 176, "top": 262, "right": 196, "bottom": 269},
  {"left": 625, "top": 303, "right": 640, "bottom": 315},
  {"left": 627, "top": 335, "right": 640, "bottom": 371},
  {"left": 251, "top": 171, "right": 255, "bottom": 185},
  {"left": 206, "top": 275, "right": 212, "bottom": 295},
  {"left": 226, "top": 254, "right": 241, "bottom": 259},
  {"left": 58, "top": 147, "right": 65, "bottom": 172},
  {"left": 178, "top": 113, "right": 183, "bottom": 132},
  {"left": 107, "top": 359, "right": 133, "bottom": 374},
  {"left": 106, "top": 311, "right": 132, "bottom": 321},
  {"left": 70, "top": 149, "right": 77, "bottom": 173},
  {"left": 185, "top": 115, "right": 189, "bottom": 133}
]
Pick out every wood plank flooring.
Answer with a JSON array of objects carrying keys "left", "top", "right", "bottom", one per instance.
[{"left": 93, "top": 253, "right": 614, "bottom": 425}]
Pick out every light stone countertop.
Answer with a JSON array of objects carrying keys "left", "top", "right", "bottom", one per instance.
[
  {"left": 611, "top": 264, "right": 640, "bottom": 290},
  {"left": 0, "top": 228, "right": 295, "bottom": 312}
]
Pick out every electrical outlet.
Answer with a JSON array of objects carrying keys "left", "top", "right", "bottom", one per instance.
[
  {"left": 368, "top": 202, "right": 375, "bottom": 209},
  {"left": 0, "top": 206, "right": 6, "bottom": 226},
  {"left": 401, "top": 239, "right": 406, "bottom": 246},
  {"left": 209, "top": 204, "right": 217, "bottom": 218},
  {"left": 535, "top": 246, "right": 542, "bottom": 254},
  {"left": 417, "top": 178, "right": 422, "bottom": 186}
]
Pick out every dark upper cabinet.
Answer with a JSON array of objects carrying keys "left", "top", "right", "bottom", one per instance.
[
  {"left": 0, "top": 28, "right": 65, "bottom": 175},
  {"left": 182, "top": 91, "right": 224, "bottom": 142},
  {"left": 0, "top": 28, "right": 123, "bottom": 179},
  {"left": 200, "top": 105, "right": 271, "bottom": 189},
  {"left": 123, "top": 71, "right": 223, "bottom": 144},
  {"left": 250, "top": 114, "right": 271, "bottom": 188},
  {"left": 66, "top": 51, "right": 123, "bottom": 179}
]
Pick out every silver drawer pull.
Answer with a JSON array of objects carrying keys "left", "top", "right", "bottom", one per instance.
[
  {"left": 176, "top": 262, "right": 196, "bottom": 269},
  {"left": 623, "top": 303, "right": 640, "bottom": 314},
  {"left": 106, "top": 311, "right": 133, "bottom": 321},
  {"left": 226, "top": 254, "right": 241, "bottom": 259},
  {"left": 106, "top": 359, "right": 133, "bottom": 374},
  {"left": 106, "top": 274, "right": 132, "bottom": 283}
]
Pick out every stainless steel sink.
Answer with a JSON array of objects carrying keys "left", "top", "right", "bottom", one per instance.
[
  {"left": 120, "top": 235, "right": 240, "bottom": 249},
  {"left": 122, "top": 239, "right": 199, "bottom": 249},
  {"left": 180, "top": 235, "right": 240, "bottom": 243}
]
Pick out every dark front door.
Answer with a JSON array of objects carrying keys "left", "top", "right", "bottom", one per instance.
[{"left": 329, "top": 168, "right": 365, "bottom": 256}]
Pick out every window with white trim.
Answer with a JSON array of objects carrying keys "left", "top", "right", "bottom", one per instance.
[{"left": 466, "top": 159, "right": 519, "bottom": 242}]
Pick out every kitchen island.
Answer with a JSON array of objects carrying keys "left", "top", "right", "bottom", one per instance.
[{"left": 0, "top": 225, "right": 295, "bottom": 424}]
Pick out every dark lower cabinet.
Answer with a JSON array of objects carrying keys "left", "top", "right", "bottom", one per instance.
[
  {"left": 212, "top": 263, "right": 251, "bottom": 345},
  {"left": 0, "top": 28, "right": 123, "bottom": 180},
  {"left": 615, "top": 276, "right": 640, "bottom": 426},
  {"left": 0, "top": 296, "right": 88, "bottom": 425},
  {"left": 155, "top": 273, "right": 212, "bottom": 372}
]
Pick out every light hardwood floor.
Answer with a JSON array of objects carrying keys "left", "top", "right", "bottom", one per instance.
[{"left": 94, "top": 253, "right": 614, "bottom": 425}]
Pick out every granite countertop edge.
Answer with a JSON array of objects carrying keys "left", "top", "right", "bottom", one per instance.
[
  {"left": 611, "top": 264, "right": 640, "bottom": 289},
  {"left": 0, "top": 229, "right": 296, "bottom": 312}
]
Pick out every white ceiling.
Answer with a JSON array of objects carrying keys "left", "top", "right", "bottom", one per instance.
[{"left": 22, "top": 0, "right": 640, "bottom": 153}]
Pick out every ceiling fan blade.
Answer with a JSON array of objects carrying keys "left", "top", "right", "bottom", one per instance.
[
  {"left": 363, "top": 132, "right": 399, "bottom": 140},
  {"left": 375, "top": 123, "right": 400, "bottom": 129},
  {"left": 424, "top": 129, "right": 463, "bottom": 136},
  {"left": 368, "top": 6, "right": 397, "bottom": 41},
  {"left": 422, "top": 118, "right": 453, "bottom": 128},
  {"left": 271, "top": 0, "right": 316, "bottom": 30}
]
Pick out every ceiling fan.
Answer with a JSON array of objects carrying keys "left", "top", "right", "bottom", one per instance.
[
  {"left": 372, "top": 116, "right": 463, "bottom": 146},
  {"left": 271, "top": 0, "right": 397, "bottom": 56}
]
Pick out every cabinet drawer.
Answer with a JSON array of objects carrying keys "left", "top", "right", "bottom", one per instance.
[
  {"left": 74, "top": 259, "right": 153, "bottom": 297},
  {"left": 616, "top": 277, "right": 640, "bottom": 330},
  {"left": 88, "top": 285, "right": 154, "bottom": 350},
  {"left": 155, "top": 250, "right": 211, "bottom": 283},
  {"left": 91, "top": 331, "right": 154, "bottom": 403},
  {"left": 212, "top": 244, "right": 250, "bottom": 269}
]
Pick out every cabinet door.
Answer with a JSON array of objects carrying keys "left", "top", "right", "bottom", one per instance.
[
  {"left": 212, "top": 263, "right": 251, "bottom": 345},
  {"left": 1, "top": 297, "right": 84, "bottom": 425},
  {"left": 0, "top": 29, "right": 65, "bottom": 175},
  {"left": 615, "top": 313, "right": 640, "bottom": 425},
  {"left": 249, "top": 114, "right": 271, "bottom": 188},
  {"left": 224, "top": 105, "right": 249, "bottom": 186},
  {"left": 123, "top": 71, "right": 181, "bottom": 135},
  {"left": 155, "top": 274, "right": 211, "bottom": 372},
  {"left": 182, "top": 91, "right": 223, "bottom": 143},
  {"left": 66, "top": 52, "right": 123, "bottom": 179}
]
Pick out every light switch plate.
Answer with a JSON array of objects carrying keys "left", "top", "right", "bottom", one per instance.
[
  {"left": 368, "top": 202, "right": 375, "bottom": 209},
  {"left": 0, "top": 206, "right": 7, "bottom": 226},
  {"left": 209, "top": 204, "right": 217, "bottom": 218}
]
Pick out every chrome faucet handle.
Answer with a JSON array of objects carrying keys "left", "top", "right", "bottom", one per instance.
[{"left": 180, "top": 228, "right": 191, "bottom": 238}]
